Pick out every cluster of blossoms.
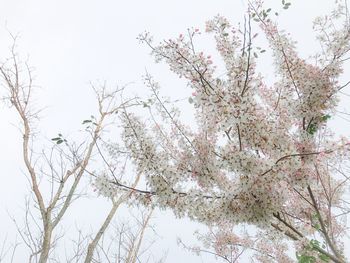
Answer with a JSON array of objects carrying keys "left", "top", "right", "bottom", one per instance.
[
  {"left": 181, "top": 222, "right": 295, "bottom": 262},
  {"left": 95, "top": 1, "right": 350, "bottom": 261},
  {"left": 125, "top": 6, "right": 348, "bottom": 223},
  {"left": 93, "top": 173, "right": 117, "bottom": 198}
]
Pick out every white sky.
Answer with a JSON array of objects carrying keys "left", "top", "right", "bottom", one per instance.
[{"left": 1, "top": 0, "right": 349, "bottom": 262}]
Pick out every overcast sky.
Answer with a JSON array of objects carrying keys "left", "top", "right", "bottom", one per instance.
[{"left": 1, "top": 0, "right": 349, "bottom": 262}]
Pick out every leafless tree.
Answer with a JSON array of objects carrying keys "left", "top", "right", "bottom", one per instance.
[{"left": 0, "top": 37, "right": 159, "bottom": 263}]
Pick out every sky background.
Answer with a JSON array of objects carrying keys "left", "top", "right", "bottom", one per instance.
[{"left": 0, "top": 0, "right": 349, "bottom": 262}]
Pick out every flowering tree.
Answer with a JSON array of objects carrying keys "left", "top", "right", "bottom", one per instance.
[{"left": 97, "top": 0, "right": 350, "bottom": 262}]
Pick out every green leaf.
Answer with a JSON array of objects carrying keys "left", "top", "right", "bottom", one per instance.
[
  {"left": 223, "top": 32, "right": 229, "bottom": 37},
  {"left": 260, "top": 49, "right": 266, "bottom": 53},
  {"left": 188, "top": 97, "right": 194, "bottom": 104},
  {"left": 283, "top": 2, "right": 291, "bottom": 9},
  {"left": 310, "top": 239, "right": 321, "bottom": 250},
  {"left": 82, "top": 120, "right": 92, "bottom": 124},
  {"left": 321, "top": 114, "right": 331, "bottom": 121},
  {"left": 51, "top": 137, "right": 61, "bottom": 141},
  {"left": 266, "top": 8, "right": 271, "bottom": 12},
  {"left": 314, "top": 223, "right": 321, "bottom": 231},
  {"left": 253, "top": 52, "right": 258, "bottom": 58},
  {"left": 275, "top": 12, "right": 279, "bottom": 16},
  {"left": 296, "top": 254, "right": 317, "bottom": 263},
  {"left": 319, "top": 254, "right": 330, "bottom": 262},
  {"left": 307, "top": 123, "right": 318, "bottom": 135},
  {"left": 56, "top": 139, "right": 64, "bottom": 145}
]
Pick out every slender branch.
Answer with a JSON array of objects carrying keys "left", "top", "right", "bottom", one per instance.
[
  {"left": 307, "top": 186, "right": 345, "bottom": 262},
  {"left": 83, "top": 172, "right": 140, "bottom": 263}
]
